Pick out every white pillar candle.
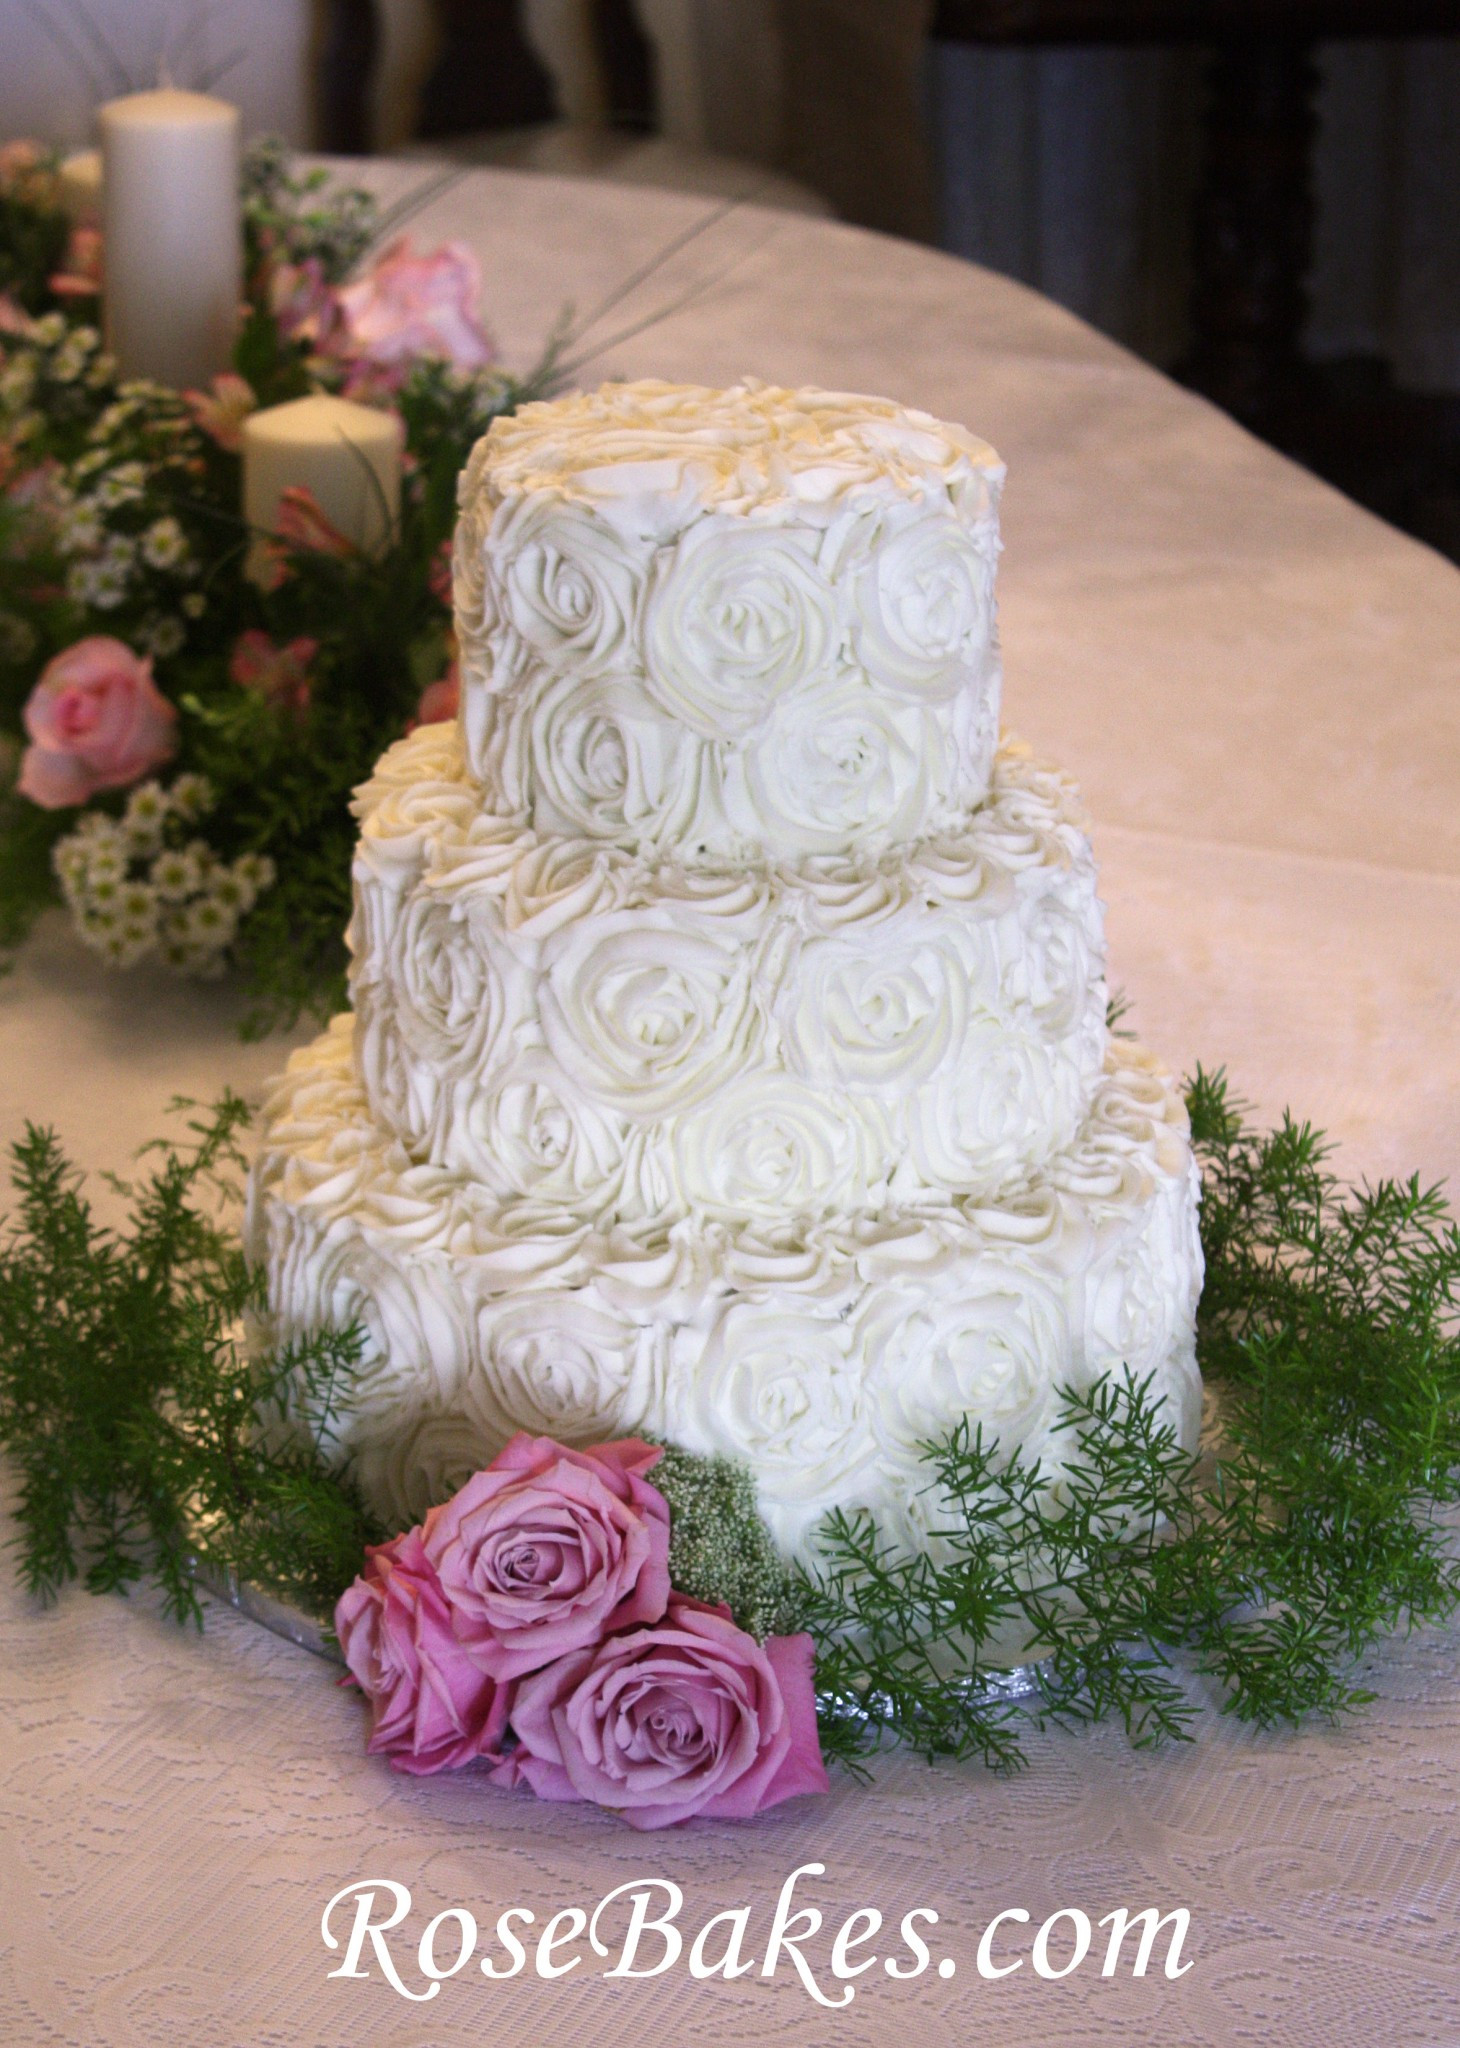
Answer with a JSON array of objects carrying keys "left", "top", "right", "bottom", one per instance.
[
  {"left": 57, "top": 149, "right": 103, "bottom": 223},
  {"left": 242, "top": 394, "right": 404, "bottom": 577},
  {"left": 98, "top": 89, "right": 241, "bottom": 389}
]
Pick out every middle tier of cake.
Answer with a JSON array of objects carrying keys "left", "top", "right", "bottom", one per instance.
[{"left": 347, "top": 720, "right": 1110, "bottom": 1222}]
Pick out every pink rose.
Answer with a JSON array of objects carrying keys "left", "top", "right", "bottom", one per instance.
[
  {"left": 334, "top": 1526, "right": 513, "bottom": 1775},
  {"left": 335, "top": 236, "right": 494, "bottom": 383},
  {"left": 229, "top": 629, "right": 317, "bottom": 718},
  {"left": 421, "top": 1433, "right": 671, "bottom": 1682},
  {"left": 18, "top": 637, "right": 177, "bottom": 809},
  {"left": 496, "top": 1597, "right": 829, "bottom": 1830},
  {"left": 407, "top": 657, "right": 459, "bottom": 732}
]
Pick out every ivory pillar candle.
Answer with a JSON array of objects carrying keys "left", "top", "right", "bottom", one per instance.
[
  {"left": 57, "top": 149, "right": 103, "bottom": 223},
  {"left": 98, "top": 89, "right": 240, "bottom": 388},
  {"left": 242, "top": 394, "right": 404, "bottom": 577}
]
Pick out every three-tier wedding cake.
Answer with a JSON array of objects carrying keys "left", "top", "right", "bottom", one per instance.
[{"left": 247, "top": 378, "right": 1203, "bottom": 1566}]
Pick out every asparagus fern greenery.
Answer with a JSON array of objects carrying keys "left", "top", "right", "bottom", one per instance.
[
  {"left": 0, "top": 1097, "right": 381, "bottom": 1624},
  {"left": 0, "top": 1069, "right": 1456, "bottom": 1772}
]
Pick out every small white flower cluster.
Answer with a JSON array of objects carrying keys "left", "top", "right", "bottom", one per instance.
[
  {"left": 0, "top": 317, "right": 113, "bottom": 455},
  {"left": 52, "top": 776, "right": 276, "bottom": 977},
  {"left": 29, "top": 358, "right": 210, "bottom": 653}
]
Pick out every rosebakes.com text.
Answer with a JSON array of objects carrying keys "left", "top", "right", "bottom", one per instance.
[{"left": 321, "top": 1863, "right": 1193, "bottom": 2007}]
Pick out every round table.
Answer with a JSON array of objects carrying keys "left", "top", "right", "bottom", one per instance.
[{"left": 2, "top": 163, "right": 1457, "bottom": 2048}]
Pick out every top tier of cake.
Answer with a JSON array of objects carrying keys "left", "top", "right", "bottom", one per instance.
[{"left": 452, "top": 379, "right": 1006, "bottom": 860}]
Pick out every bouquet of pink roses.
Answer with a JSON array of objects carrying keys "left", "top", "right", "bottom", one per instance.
[
  {"left": 0, "top": 139, "right": 557, "bottom": 1029},
  {"left": 334, "top": 1433, "right": 828, "bottom": 1831}
]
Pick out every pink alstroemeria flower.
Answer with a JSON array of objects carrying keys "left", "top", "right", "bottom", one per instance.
[
  {"left": 184, "top": 372, "right": 257, "bottom": 454},
  {"left": 49, "top": 224, "right": 102, "bottom": 299},
  {"left": 334, "top": 236, "right": 495, "bottom": 389},
  {"left": 229, "top": 629, "right": 318, "bottom": 718}
]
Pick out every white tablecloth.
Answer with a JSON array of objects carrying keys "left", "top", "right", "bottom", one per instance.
[{"left": 1, "top": 165, "right": 1457, "bottom": 2048}]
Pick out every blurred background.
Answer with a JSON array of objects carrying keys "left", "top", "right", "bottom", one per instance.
[{"left": 5, "top": 0, "right": 1460, "bottom": 556}]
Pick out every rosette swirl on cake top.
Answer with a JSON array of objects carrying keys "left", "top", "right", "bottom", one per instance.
[{"left": 453, "top": 378, "right": 1005, "bottom": 860}]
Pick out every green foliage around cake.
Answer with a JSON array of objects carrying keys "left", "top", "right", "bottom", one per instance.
[
  {"left": 648, "top": 1442, "right": 806, "bottom": 1641},
  {"left": 0, "top": 1098, "right": 382, "bottom": 1624},
  {"left": 0, "top": 1071, "right": 1456, "bottom": 1774},
  {"left": 807, "top": 1067, "right": 1460, "bottom": 1773}
]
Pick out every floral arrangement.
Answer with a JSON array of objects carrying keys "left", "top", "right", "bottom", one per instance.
[
  {"left": 0, "top": 139, "right": 558, "bottom": 1028},
  {"left": 0, "top": 1071, "right": 1456, "bottom": 1826},
  {"left": 336, "top": 1433, "right": 827, "bottom": 1827}
]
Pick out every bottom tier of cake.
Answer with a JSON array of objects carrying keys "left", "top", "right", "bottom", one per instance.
[{"left": 247, "top": 1015, "right": 1203, "bottom": 1564}]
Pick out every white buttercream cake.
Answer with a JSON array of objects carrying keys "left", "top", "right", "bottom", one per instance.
[{"left": 247, "top": 378, "right": 1203, "bottom": 1567}]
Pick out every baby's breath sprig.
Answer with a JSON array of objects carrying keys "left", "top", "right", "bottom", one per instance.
[{"left": 52, "top": 777, "right": 275, "bottom": 975}]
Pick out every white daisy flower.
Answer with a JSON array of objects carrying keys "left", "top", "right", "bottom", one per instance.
[
  {"left": 141, "top": 516, "right": 188, "bottom": 570},
  {"left": 52, "top": 331, "right": 93, "bottom": 385},
  {"left": 94, "top": 467, "right": 145, "bottom": 510},
  {"left": 183, "top": 895, "right": 235, "bottom": 946},
  {"left": 142, "top": 616, "right": 185, "bottom": 658},
  {"left": 91, "top": 398, "right": 139, "bottom": 440},
  {"left": 168, "top": 773, "right": 214, "bottom": 821},
  {"left": 149, "top": 846, "right": 203, "bottom": 901},
  {"left": 122, "top": 782, "right": 169, "bottom": 851},
  {"left": 58, "top": 502, "right": 105, "bottom": 555},
  {"left": 0, "top": 358, "right": 37, "bottom": 409},
  {"left": 68, "top": 557, "right": 128, "bottom": 609}
]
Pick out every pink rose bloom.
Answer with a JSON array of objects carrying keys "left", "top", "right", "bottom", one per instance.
[
  {"left": 496, "top": 1597, "right": 829, "bottom": 1830},
  {"left": 335, "top": 236, "right": 494, "bottom": 382},
  {"left": 335, "top": 1526, "right": 513, "bottom": 1775},
  {"left": 229, "top": 629, "right": 317, "bottom": 718},
  {"left": 18, "top": 636, "right": 177, "bottom": 809},
  {"left": 421, "top": 1433, "right": 671, "bottom": 1682},
  {"left": 408, "top": 657, "right": 459, "bottom": 732},
  {"left": 184, "top": 372, "right": 257, "bottom": 453}
]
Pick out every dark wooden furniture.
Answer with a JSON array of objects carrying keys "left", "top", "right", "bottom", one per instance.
[
  {"left": 934, "top": 0, "right": 1460, "bottom": 556},
  {"left": 315, "top": 0, "right": 655, "bottom": 153}
]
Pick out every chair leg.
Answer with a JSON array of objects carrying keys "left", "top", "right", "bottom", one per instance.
[
  {"left": 316, "top": 0, "right": 381, "bottom": 154},
  {"left": 416, "top": 0, "right": 559, "bottom": 139},
  {"left": 1180, "top": 35, "right": 1319, "bottom": 437}
]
